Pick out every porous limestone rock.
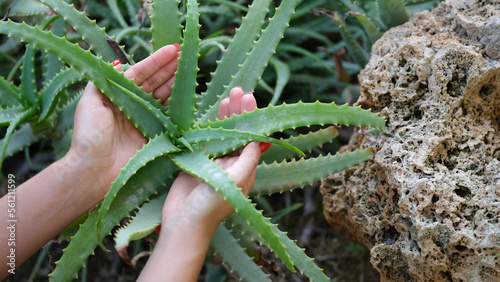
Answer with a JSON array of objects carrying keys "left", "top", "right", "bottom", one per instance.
[{"left": 320, "top": 0, "right": 500, "bottom": 280}]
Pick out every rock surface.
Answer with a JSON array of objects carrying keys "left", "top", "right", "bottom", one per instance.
[{"left": 320, "top": 0, "right": 500, "bottom": 280}]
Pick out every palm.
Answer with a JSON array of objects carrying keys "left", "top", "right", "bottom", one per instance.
[
  {"left": 68, "top": 44, "right": 180, "bottom": 194},
  {"left": 71, "top": 86, "right": 145, "bottom": 185}
]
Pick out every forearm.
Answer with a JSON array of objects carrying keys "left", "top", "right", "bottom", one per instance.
[
  {"left": 138, "top": 215, "right": 219, "bottom": 281},
  {"left": 0, "top": 153, "right": 106, "bottom": 278}
]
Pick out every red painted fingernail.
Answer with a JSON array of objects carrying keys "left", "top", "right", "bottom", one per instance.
[
  {"left": 112, "top": 60, "right": 120, "bottom": 67},
  {"left": 173, "top": 43, "right": 180, "bottom": 50},
  {"left": 259, "top": 142, "right": 271, "bottom": 153},
  {"left": 155, "top": 224, "right": 161, "bottom": 234},
  {"left": 245, "top": 92, "right": 253, "bottom": 95}
]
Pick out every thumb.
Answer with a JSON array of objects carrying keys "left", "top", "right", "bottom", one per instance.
[
  {"left": 226, "top": 142, "right": 264, "bottom": 195},
  {"left": 233, "top": 142, "right": 262, "bottom": 172}
]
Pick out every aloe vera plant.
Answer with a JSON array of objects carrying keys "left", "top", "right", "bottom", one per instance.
[{"left": 0, "top": 0, "right": 386, "bottom": 280}]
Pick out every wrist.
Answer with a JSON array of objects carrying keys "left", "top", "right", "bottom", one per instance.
[
  {"left": 140, "top": 213, "right": 217, "bottom": 282},
  {"left": 161, "top": 191, "right": 227, "bottom": 236},
  {"left": 57, "top": 150, "right": 111, "bottom": 204},
  {"left": 162, "top": 209, "right": 220, "bottom": 236}
]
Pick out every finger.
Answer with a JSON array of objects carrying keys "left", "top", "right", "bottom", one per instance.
[
  {"left": 235, "top": 142, "right": 262, "bottom": 170},
  {"left": 241, "top": 92, "right": 257, "bottom": 113},
  {"left": 113, "top": 60, "right": 122, "bottom": 72},
  {"left": 81, "top": 60, "right": 123, "bottom": 109},
  {"left": 229, "top": 87, "right": 244, "bottom": 117},
  {"left": 103, "top": 61, "right": 124, "bottom": 111},
  {"left": 218, "top": 97, "right": 230, "bottom": 120},
  {"left": 154, "top": 75, "right": 176, "bottom": 106},
  {"left": 124, "top": 44, "right": 180, "bottom": 86},
  {"left": 82, "top": 60, "right": 120, "bottom": 103},
  {"left": 244, "top": 168, "right": 257, "bottom": 196},
  {"left": 227, "top": 142, "right": 262, "bottom": 191},
  {"left": 140, "top": 55, "right": 179, "bottom": 94}
]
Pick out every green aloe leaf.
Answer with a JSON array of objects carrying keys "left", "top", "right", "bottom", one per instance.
[
  {"left": 58, "top": 212, "right": 90, "bottom": 242},
  {"left": 292, "top": 0, "right": 327, "bottom": 20},
  {"left": 277, "top": 44, "right": 335, "bottom": 74},
  {"left": 314, "top": 6, "right": 370, "bottom": 67},
  {"left": 151, "top": 0, "right": 182, "bottom": 51},
  {"left": 43, "top": 18, "right": 66, "bottom": 84},
  {"left": 352, "top": 12, "right": 383, "bottom": 44},
  {"left": 204, "top": 0, "right": 248, "bottom": 12},
  {"left": 53, "top": 90, "right": 81, "bottom": 136},
  {"left": 198, "top": 102, "right": 383, "bottom": 159},
  {"left": 260, "top": 127, "right": 339, "bottom": 164},
  {"left": 285, "top": 27, "right": 332, "bottom": 47},
  {"left": 0, "top": 106, "right": 25, "bottom": 126},
  {"left": 115, "top": 27, "right": 152, "bottom": 45},
  {"left": 38, "top": 0, "right": 118, "bottom": 61},
  {"left": 20, "top": 44, "right": 37, "bottom": 108},
  {"left": 268, "top": 57, "right": 291, "bottom": 106},
  {"left": 338, "top": 20, "right": 370, "bottom": 67},
  {"left": 107, "top": 0, "right": 129, "bottom": 29},
  {"left": 114, "top": 193, "right": 167, "bottom": 256},
  {"left": 96, "top": 134, "right": 180, "bottom": 244},
  {"left": 106, "top": 77, "right": 178, "bottom": 139},
  {"left": 201, "top": 102, "right": 385, "bottom": 138},
  {"left": 377, "top": 0, "right": 410, "bottom": 27},
  {"left": 10, "top": 0, "right": 49, "bottom": 16},
  {"left": 0, "top": 77, "right": 23, "bottom": 107},
  {"left": 49, "top": 157, "right": 178, "bottom": 281},
  {"left": 251, "top": 149, "right": 373, "bottom": 196},
  {"left": 0, "top": 124, "right": 45, "bottom": 159},
  {"left": 198, "top": 0, "right": 301, "bottom": 123},
  {"left": 38, "top": 68, "right": 85, "bottom": 121},
  {"left": 0, "top": 20, "right": 167, "bottom": 138},
  {"left": 169, "top": 146, "right": 294, "bottom": 270},
  {"left": 0, "top": 108, "right": 37, "bottom": 170},
  {"left": 168, "top": 0, "right": 200, "bottom": 132},
  {"left": 183, "top": 127, "right": 304, "bottom": 157},
  {"left": 211, "top": 224, "right": 271, "bottom": 281},
  {"left": 198, "top": 35, "right": 230, "bottom": 56},
  {"left": 195, "top": 0, "right": 271, "bottom": 118},
  {"left": 227, "top": 212, "right": 330, "bottom": 282}
]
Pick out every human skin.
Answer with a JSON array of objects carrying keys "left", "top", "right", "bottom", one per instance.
[
  {"left": 0, "top": 44, "right": 261, "bottom": 280},
  {"left": 138, "top": 88, "right": 260, "bottom": 281}
]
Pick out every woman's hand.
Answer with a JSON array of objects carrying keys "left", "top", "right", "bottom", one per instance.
[
  {"left": 64, "top": 44, "right": 180, "bottom": 201},
  {"left": 138, "top": 87, "right": 265, "bottom": 281},
  {"left": 0, "top": 45, "right": 181, "bottom": 277},
  {"left": 162, "top": 87, "right": 260, "bottom": 228}
]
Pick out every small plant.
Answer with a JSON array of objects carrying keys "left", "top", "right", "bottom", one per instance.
[{"left": 0, "top": 0, "right": 386, "bottom": 280}]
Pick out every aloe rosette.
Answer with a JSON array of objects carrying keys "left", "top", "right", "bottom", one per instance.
[{"left": 0, "top": 0, "right": 386, "bottom": 280}]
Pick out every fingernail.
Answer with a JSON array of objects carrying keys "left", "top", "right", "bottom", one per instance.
[
  {"left": 245, "top": 92, "right": 253, "bottom": 95},
  {"left": 173, "top": 43, "right": 180, "bottom": 50},
  {"left": 236, "top": 86, "right": 243, "bottom": 90},
  {"left": 259, "top": 142, "right": 271, "bottom": 153},
  {"left": 112, "top": 60, "right": 120, "bottom": 67},
  {"left": 155, "top": 224, "right": 161, "bottom": 234}
]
